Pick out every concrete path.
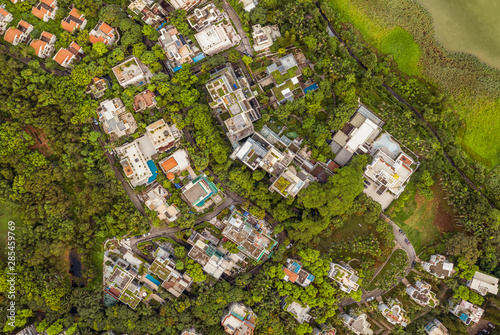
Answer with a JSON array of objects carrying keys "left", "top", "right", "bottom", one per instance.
[
  {"left": 380, "top": 213, "right": 417, "bottom": 267},
  {"left": 222, "top": 0, "right": 253, "bottom": 56}
]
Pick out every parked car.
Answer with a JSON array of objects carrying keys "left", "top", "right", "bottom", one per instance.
[
  {"left": 125, "top": 238, "right": 130, "bottom": 241},
  {"left": 399, "top": 229, "right": 405, "bottom": 234},
  {"left": 134, "top": 235, "right": 141, "bottom": 239},
  {"left": 412, "top": 261, "right": 416, "bottom": 268},
  {"left": 286, "top": 243, "right": 293, "bottom": 249},
  {"left": 143, "top": 233, "right": 151, "bottom": 237},
  {"left": 482, "top": 329, "right": 490, "bottom": 334},
  {"left": 404, "top": 238, "right": 411, "bottom": 245},
  {"left": 366, "top": 297, "right": 375, "bottom": 302},
  {"left": 488, "top": 323, "right": 496, "bottom": 329}
]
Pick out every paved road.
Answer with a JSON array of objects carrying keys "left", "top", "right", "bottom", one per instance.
[
  {"left": 222, "top": 0, "right": 253, "bottom": 56},
  {"left": 380, "top": 213, "right": 417, "bottom": 267},
  {"left": 317, "top": 3, "right": 497, "bottom": 210}
]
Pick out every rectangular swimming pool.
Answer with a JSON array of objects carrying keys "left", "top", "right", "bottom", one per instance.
[{"left": 145, "top": 274, "right": 161, "bottom": 287}]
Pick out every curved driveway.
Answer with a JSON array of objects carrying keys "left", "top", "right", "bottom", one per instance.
[{"left": 222, "top": 0, "right": 253, "bottom": 56}]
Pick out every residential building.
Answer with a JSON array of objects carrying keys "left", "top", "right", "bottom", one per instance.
[
  {"left": 328, "top": 263, "right": 360, "bottom": 293},
  {"left": 10, "top": 0, "right": 24, "bottom": 4},
  {"left": 159, "top": 149, "right": 192, "bottom": 180},
  {"left": 145, "top": 118, "right": 177, "bottom": 151},
  {"left": 4, "top": 20, "right": 33, "bottom": 45},
  {"left": 221, "top": 303, "right": 257, "bottom": 335},
  {"left": 128, "top": 0, "right": 167, "bottom": 26},
  {"left": 220, "top": 209, "right": 277, "bottom": 262},
  {"left": 424, "top": 319, "right": 450, "bottom": 335},
  {"left": 158, "top": 25, "right": 198, "bottom": 71},
  {"left": 448, "top": 299, "right": 484, "bottom": 325},
  {"left": 181, "top": 328, "right": 202, "bottom": 335},
  {"left": 187, "top": 231, "right": 244, "bottom": 279},
  {"left": 149, "top": 247, "right": 193, "bottom": 298},
  {"left": 61, "top": 7, "right": 87, "bottom": 33},
  {"left": 89, "top": 21, "right": 117, "bottom": 45},
  {"left": 206, "top": 64, "right": 260, "bottom": 144},
  {"left": 134, "top": 89, "right": 157, "bottom": 112},
  {"left": 405, "top": 280, "right": 439, "bottom": 308},
  {"left": 181, "top": 174, "right": 220, "bottom": 208},
  {"left": 29, "top": 31, "right": 56, "bottom": 58},
  {"left": 32, "top": 0, "right": 58, "bottom": 22},
  {"left": 240, "top": 0, "right": 257, "bottom": 12},
  {"left": 116, "top": 141, "right": 152, "bottom": 187},
  {"left": 195, "top": 22, "right": 241, "bottom": 56},
  {"left": 340, "top": 313, "right": 373, "bottom": 335},
  {"left": 283, "top": 258, "right": 315, "bottom": 287},
  {"left": 312, "top": 325, "right": 336, "bottom": 335},
  {"left": 112, "top": 56, "right": 148, "bottom": 88},
  {"left": 281, "top": 297, "right": 312, "bottom": 324},
  {"left": 378, "top": 299, "right": 409, "bottom": 327},
  {"left": 0, "top": 8, "right": 13, "bottom": 35},
  {"left": 52, "top": 41, "right": 83, "bottom": 67},
  {"left": 266, "top": 54, "right": 303, "bottom": 103},
  {"left": 167, "top": 0, "right": 202, "bottom": 11},
  {"left": 329, "top": 105, "right": 384, "bottom": 166},
  {"left": 104, "top": 243, "right": 192, "bottom": 309},
  {"left": 187, "top": 4, "right": 223, "bottom": 32},
  {"left": 421, "top": 254, "right": 455, "bottom": 279},
  {"left": 232, "top": 125, "right": 313, "bottom": 198},
  {"left": 96, "top": 98, "right": 137, "bottom": 139},
  {"left": 251, "top": 24, "right": 280, "bottom": 52},
  {"left": 85, "top": 77, "right": 108, "bottom": 99},
  {"left": 140, "top": 183, "right": 180, "bottom": 222},
  {"left": 467, "top": 271, "right": 499, "bottom": 296}
]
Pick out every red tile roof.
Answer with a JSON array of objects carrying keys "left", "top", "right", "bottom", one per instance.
[
  {"left": 283, "top": 268, "right": 298, "bottom": 283},
  {"left": 18, "top": 20, "right": 32, "bottom": 30},
  {"left": 40, "top": 31, "right": 55, "bottom": 40},
  {"left": 61, "top": 8, "right": 85, "bottom": 32},
  {"left": 53, "top": 47, "right": 75, "bottom": 65},
  {"left": 30, "top": 39, "right": 47, "bottom": 56},
  {"left": 99, "top": 22, "right": 113, "bottom": 35},
  {"left": 0, "top": 8, "right": 10, "bottom": 17},
  {"left": 3, "top": 28, "right": 21, "bottom": 44},
  {"left": 89, "top": 34, "right": 106, "bottom": 44}
]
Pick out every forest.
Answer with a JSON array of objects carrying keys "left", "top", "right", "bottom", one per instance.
[{"left": 0, "top": 0, "right": 500, "bottom": 334}]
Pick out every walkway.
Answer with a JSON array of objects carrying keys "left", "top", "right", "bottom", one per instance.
[
  {"left": 222, "top": 0, "right": 253, "bottom": 56},
  {"left": 317, "top": 3, "right": 497, "bottom": 210}
]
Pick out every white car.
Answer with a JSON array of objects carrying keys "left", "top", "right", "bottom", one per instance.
[{"left": 143, "top": 233, "right": 151, "bottom": 237}]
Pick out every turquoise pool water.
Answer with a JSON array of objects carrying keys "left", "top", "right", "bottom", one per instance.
[
  {"left": 374, "top": 133, "right": 400, "bottom": 154},
  {"left": 145, "top": 274, "right": 161, "bottom": 286},
  {"left": 193, "top": 54, "right": 206, "bottom": 63},
  {"left": 303, "top": 83, "right": 318, "bottom": 94},
  {"left": 147, "top": 160, "right": 158, "bottom": 184}
]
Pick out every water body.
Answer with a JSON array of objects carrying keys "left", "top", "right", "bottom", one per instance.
[{"left": 416, "top": 0, "right": 500, "bottom": 69}]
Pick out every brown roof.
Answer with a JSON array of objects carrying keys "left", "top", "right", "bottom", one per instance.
[
  {"left": 3, "top": 28, "right": 21, "bottom": 44},
  {"left": 89, "top": 34, "right": 106, "bottom": 44},
  {"left": 0, "top": 8, "right": 10, "bottom": 16},
  {"left": 327, "top": 161, "right": 340, "bottom": 171},
  {"left": 69, "top": 41, "right": 81, "bottom": 52},
  {"left": 99, "top": 22, "right": 113, "bottom": 35},
  {"left": 18, "top": 20, "right": 32, "bottom": 30},
  {"left": 53, "top": 47, "right": 75, "bottom": 65},
  {"left": 32, "top": 5, "right": 50, "bottom": 21},
  {"left": 30, "top": 39, "right": 47, "bottom": 56},
  {"left": 283, "top": 268, "right": 298, "bottom": 283},
  {"left": 61, "top": 8, "right": 85, "bottom": 32},
  {"left": 161, "top": 157, "right": 178, "bottom": 173}
]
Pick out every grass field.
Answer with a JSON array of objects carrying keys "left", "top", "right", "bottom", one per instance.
[
  {"left": 388, "top": 183, "right": 458, "bottom": 253},
  {"left": 416, "top": 0, "right": 500, "bottom": 69},
  {"left": 0, "top": 202, "right": 23, "bottom": 261},
  {"left": 457, "top": 97, "right": 500, "bottom": 167},
  {"left": 326, "top": 0, "right": 422, "bottom": 75}
]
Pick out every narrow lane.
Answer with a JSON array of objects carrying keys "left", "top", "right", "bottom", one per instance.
[{"left": 222, "top": 0, "right": 253, "bottom": 56}]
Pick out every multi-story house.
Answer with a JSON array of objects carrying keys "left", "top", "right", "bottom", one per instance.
[
  {"left": 405, "top": 280, "right": 439, "bottom": 308},
  {"left": 29, "top": 31, "right": 56, "bottom": 58},
  {"left": 221, "top": 303, "right": 257, "bottom": 335},
  {"left": 467, "top": 271, "right": 499, "bottom": 296},
  {"left": 52, "top": 41, "right": 84, "bottom": 67},
  {"left": 0, "top": 8, "right": 13, "bottom": 35},
  {"left": 32, "top": 0, "right": 58, "bottom": 22},
  {"left": 378, "top": 299, "right": 409, "bottom": 327},
  {"left": 89, "top": 21, "right": 117, "bottom": 45},
  {"left": 4, "top": 20, "right": 33, "bottom": 45},
  {"left": 340, "top": 313, "right": 373, "bottom": 335},
  {"left": 61, "top": 7, "right": 87, "bottom": 33},
  {"left": 421, "top": 254, "right": 455, "bottom": 279},
  {"left": 283, "top": 258, "right": 315, "bottom": 287},
  {"left": 112, "top": 56, "right": 148, "bottom": 87},
  {"left": 328, "top": 263, "right": 360, "bottom": 293},
  {"left": 448, "top": 299, "right": 484, "bottom": 325}
]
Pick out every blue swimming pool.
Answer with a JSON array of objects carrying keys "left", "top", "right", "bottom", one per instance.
[
  {"left": 172, "top": 65, "right": 183, "bottom": 72},
  {"left": 193, "top": 54, "right": 206, "bottom": 63},
  {"left": 147, "top": 160, "right": 158, "bottom": 184},
  {"left": 145, "top": 274, "right": 161, "bottom": 287},
  {"left": 303, "top": 83, "right": 318, "bottom": 94},
  {"left": 373, "top": 133, "right": 400, "bottom": 154}
]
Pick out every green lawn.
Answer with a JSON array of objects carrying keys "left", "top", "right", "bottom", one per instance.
[
  {"left": 316, "top": 215, "right": 371, "bottom": 253},
  {"left": 388, "top": 183, "right": 458, "bottom": 253},
  {"left": 0, "top": 202, "right": 23, "bottom": 261},
  {"left": 325, "top": 0, "right": 422, "bottom": 75},
  {"left": 272, "top": 79, "right": 301, "bottom": 101},
  {"left": 457, "top": 97, "right": 500, "bottom": 167}
]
